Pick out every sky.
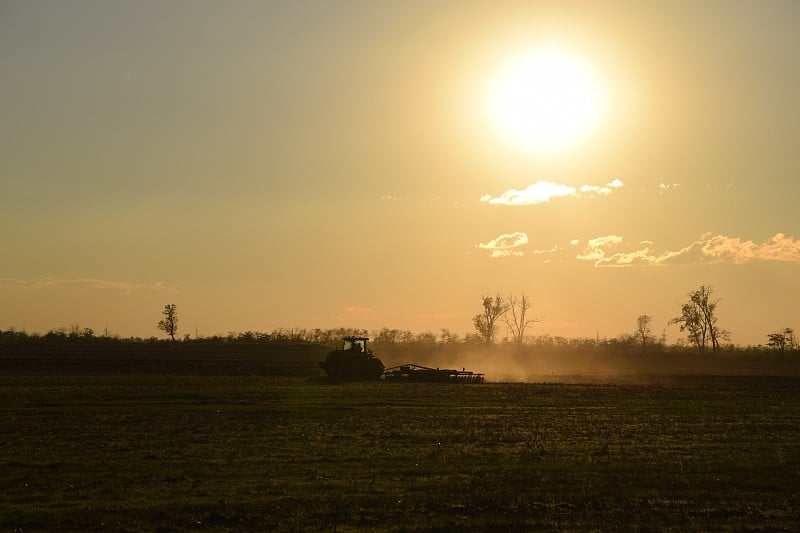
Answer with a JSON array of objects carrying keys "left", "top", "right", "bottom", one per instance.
[{"left": 2, "top": 1, "right": 799, "bottom": 345}]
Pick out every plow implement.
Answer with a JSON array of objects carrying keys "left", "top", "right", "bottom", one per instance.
[{"left": 382, "top": 364, "right": 485, "bottom": 383}]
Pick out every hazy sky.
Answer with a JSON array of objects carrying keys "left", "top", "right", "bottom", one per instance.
[{"left": 2, "top": 1, "right": 799, "bottom": 345}]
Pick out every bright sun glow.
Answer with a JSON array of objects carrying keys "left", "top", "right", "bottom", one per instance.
[{"left": 487, "top": 47, "right": 604, "bottom": 152}]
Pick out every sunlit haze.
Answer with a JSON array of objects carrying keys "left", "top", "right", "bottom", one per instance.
[{"left": 2, "top": 1, "right": 799, "bottom": 346}]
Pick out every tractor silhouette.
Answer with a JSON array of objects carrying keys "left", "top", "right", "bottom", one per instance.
[{"left": 319, "top": 336, "right": 384, "bottom": 381}]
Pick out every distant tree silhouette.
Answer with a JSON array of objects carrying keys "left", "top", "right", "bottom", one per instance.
[
  {"left": 670, "top": 285, "right": 728, "bottom": 354},
  {"left": 67, "top": 324, "right": 94, "bottom": 341},
  {"left": 439, "top": 328, "right": 461, "bottom": 344},
  {"left": 635, "top": 315, "right": 653, "bottom": 351},
  {"left": 473, "top": 294, "right": 509, "bottom": 345},
  {"left": 504, "top": 293, "right": 541, "bottom": 350},
  {"left": 414, "top": 331, "right": 438, "bottom": 346},
  {"left": 373, "top": 327, "right": 402, "bottom": 344},
  {"left": 44, "top": 328, "right": 68, "bottom": 343},
  {"left": 767, "top": 328, "right": 797, "bottom": 352},
  {"left": 157, "top": 304, "right": 179, "bottom": 341}
]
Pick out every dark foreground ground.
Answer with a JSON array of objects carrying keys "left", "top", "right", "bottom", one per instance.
[{"left": 1, "top": 373, "right": 799, "bottom": 531}]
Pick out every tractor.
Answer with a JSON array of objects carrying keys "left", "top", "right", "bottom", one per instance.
[{"left": 319, "top": 336, "right": 384, "bottom": 381}]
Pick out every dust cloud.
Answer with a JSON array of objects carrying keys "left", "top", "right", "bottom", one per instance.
[{"left": 377, "top": 344, "right": 800, "bottom": 384}]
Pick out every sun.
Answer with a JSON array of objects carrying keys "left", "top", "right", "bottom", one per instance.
[{"left": 487, "top": 47, "right": 604, "bottom": 152}]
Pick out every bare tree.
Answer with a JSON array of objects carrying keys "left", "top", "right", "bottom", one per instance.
[
  {"left": 504, "top": 292, "right": 541, "bottom": 350},
  {"left": 635, "top": 315, "right": 653, "bottom": 351},
  {"left": 472, "top": 294, "right": 509, "bottom": 345},
  {"left": 669, "top": 285, "right": 728, "bottom": 354},
  {"left": 157, "top": 304, "right": 179, "bottom": 341}
]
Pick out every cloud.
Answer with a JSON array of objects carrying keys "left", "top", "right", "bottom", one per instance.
[
  {"left": 532, "top": 245, "right": 559, "bottom": 255},
  {"left": 658, "top": 182, "right": 680, "bottom": 192},
  {"left": 695, "top": 232, "right": 800, "bottom": 264},
  {"left": 478, "top": 232, "right": 528, "bottom": 257},
  {"left": 699, "top": 235, "right": 759, "bottom": 264},
  {"left": 482, "top": 179, "right": 623, "bottom": 206},
  {"left": 654, "top": 241, "right": 705, "bottom": 265},
  {"left": 579, "top": 184, "right": 609, "bottom": 195},
  {"left": 596, "top": 247, "right": 660, "bottom": 267},
  {"left": 587, "top": 235, "right": 623, "bottom": 248},
  {"left": 655, "top": 234, "right": 782, "bottom": 265},
  {"left": 481, "top": 181, "right": 576, "bottom": 206},
  {"left": 576, "top": 235, "right": 624, "bottom": 263},
  {"left": 579, "top": 179, "right": 624, "bottom": 196},
  {"left": 0, "top": 277, "right": 175, "bottom": 295},
  {"left": 576, "top": 232, "right": 800, "bottom": 267},
  {"left": 754, "top": 233, "right": 800, "bottom": 262}
]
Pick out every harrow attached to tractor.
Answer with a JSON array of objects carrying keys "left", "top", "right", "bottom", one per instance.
[{"left": 382, "top": 363, "right": 484, "bottom": 383}]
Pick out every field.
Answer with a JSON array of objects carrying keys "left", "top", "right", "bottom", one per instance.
[{"left": 2, "top": 367, "right": 799, "bottom": 531}]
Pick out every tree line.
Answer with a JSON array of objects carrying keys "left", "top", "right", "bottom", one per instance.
[
  {"left": 470, "top": 284, "right": 795, "bottom": 354},
  {"left": 1, "top": 285, "right": 796, "bottom": 353}
]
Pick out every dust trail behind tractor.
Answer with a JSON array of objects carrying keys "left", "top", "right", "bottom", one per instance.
[{"left": 382, "top": 364, "right": 485, "bottom": 383}]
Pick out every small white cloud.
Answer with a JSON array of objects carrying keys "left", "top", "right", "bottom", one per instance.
[
  {"left": 483, "top": 179, "right": 623, "bottom": 206},
  {"left": 481, "top": 181, "right": 576, "bottom": 206},
  {"left": 380, "top": 194, "right": 399, "bottom": 201},
  {"left": 532, "top": 245, "right": 559, "bottom": 255},
  {"left": 569, "top": 239, "right": 580, "bottom": 246},
  {"left": 478, "top": 232, "right": 528, "bottom": 257},
  {"left": 587, "top": 235, "right": 623, "bottom": 248},
  {"left": 658, "top": 182, "right": 680, "bottom": 193}
]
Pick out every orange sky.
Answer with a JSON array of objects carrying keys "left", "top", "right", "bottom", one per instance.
[{"left": 2, "top": 1, "right": 799, "bottom": 345}]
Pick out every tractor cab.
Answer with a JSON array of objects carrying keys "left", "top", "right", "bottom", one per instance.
[{"left": 342, "top": 336, "right": 369, "bottom": 353}]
